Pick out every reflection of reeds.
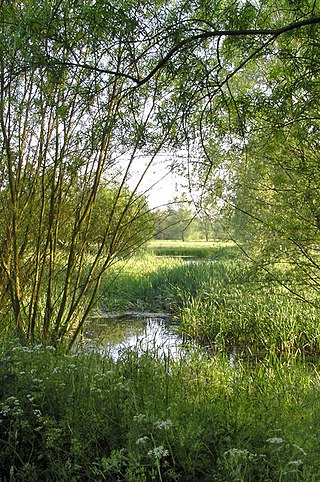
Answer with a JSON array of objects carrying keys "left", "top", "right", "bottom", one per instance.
[{"left": 85, "top": 317, "right": 182, "bottom": 360}]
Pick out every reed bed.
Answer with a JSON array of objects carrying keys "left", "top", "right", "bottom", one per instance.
[{"left": 102, "top": 251, "right": 320, "bottom": 356}]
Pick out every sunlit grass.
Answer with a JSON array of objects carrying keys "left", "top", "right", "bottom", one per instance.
[
  {"left": 100, "top": 251, "right": 320, "bottom": 355},
  {"left": 146, "top": 239, "right": 239, "bottom": 259}
]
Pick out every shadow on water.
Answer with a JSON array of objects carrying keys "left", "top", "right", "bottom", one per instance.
[{"left": 82, "top": 316, "right": 184, "bottom": 360}]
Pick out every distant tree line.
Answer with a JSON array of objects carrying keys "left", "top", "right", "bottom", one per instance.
[{"left": 154, "top": 196, "right": 226, "bottom": 241}]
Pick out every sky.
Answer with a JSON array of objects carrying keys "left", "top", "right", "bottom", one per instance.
[{"left": 124, "top": 152, "right": 186, "bottom": 210}]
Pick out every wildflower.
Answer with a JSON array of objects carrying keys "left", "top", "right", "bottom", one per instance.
[
  {"left": 148, "top": 446, "right": 169, "bottom": 459},
  {"left": 223, "top": 448, "right": 258, "bottom": 462},
  {"left": 0, "top": 405, "right": 10, "bottom": 416},
  {"left": 133, "top": 413, "right": 148, "bottom": 423},
  {"left": 46, "top": 346, "right": 56, "bottom": 351},
  {"left": 33, "top": 344, "right": 43, "bottom": 351},
  {"left": 288, "top": 460, "right": 303, "bottom": 467},
  {"left": 90, "top": 387, "right": 102, "bottom": 394},
  {"left": 10, "top": 397, "right": 18, "bottom": 404},
  {"left": 136, "top": 436, "right": 149, "bottom": 445},
  {"left": 12, "top": 346, "right": 32, "bottom": 353},
  {"left": 266, "top": 437, "right": 283, "bottom": 444},
  {"left": 154, "top": 419, "right": 173, "bottom": 430}
]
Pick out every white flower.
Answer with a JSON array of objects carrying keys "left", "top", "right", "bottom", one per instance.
[
  {"left": 288, "top": 459, "right": 303, "bottom": 466},
  {"left": 155, "top": 419, "right": 173, "bottom": 430},
  {"left": 133, "top": 413, "right": 148, "bottom": 423},
  {"left": 266, "top": 437, "right": 283, "bottom": 444},
  {"left": 136, "top": 436, "right": 149, "bottom": 445},
  {"left": 33, "top": 344, "right": 43, "bottom": 351},
  {"left": 0, "top": 405, "right": 10, "bottom": 416},
  {"left": 223, "top": 448, "right": 258, "bottom": 462},
  {"left": 148, "top": 446, "right": 169, "bottom": 459},
  {"left": 46, "top": 346, "right": 56, "bottom": 351},
  {"left": 90, "top": 387, "right": 102, "bottom": 394}
]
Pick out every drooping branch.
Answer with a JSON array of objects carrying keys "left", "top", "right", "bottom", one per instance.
[
  {"left": 43, "top": 16, "right": 320, "bottom": 89},
  {"left": 135, "top": 16, "right": 320, "bottom": 87}
]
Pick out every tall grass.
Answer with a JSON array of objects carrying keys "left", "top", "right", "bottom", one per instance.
[
  {"left": 101, "top": 252, "right": 320, "bottom": 355},
  {"left": 1, "top": 341, "right": 320, "bottom": 481},
  {"left": 2, "top": 242, "right": 320, "bottom": 480},
  {"left": 146, "top": 239, "right": 240, "bottom": 260}
]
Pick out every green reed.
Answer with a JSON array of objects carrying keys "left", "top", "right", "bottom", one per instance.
[
  {"left": 102, "top": 251, "right": 320, "bottom": 355},
  {"left": 2, "top": 243, "right": 320, "bottom": 480}
]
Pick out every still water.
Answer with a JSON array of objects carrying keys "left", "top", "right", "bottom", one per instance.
[{"left": 83, "top": 316, "right": 183, "bottom": 359}]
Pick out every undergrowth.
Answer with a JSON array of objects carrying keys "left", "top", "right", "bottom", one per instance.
[{"left": 1, "top": 342, "right": 320, "bottom": 481}]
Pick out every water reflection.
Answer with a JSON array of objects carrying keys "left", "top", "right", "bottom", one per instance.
[{"left": 83, "top": 317, "right": 183, "bottom": 359}]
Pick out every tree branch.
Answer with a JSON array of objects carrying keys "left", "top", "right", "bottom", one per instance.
[{"left": 136, "top": 17, "right": 320, "bottom": 87}]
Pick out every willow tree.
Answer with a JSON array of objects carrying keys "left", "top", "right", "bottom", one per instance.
[
  {"left": 187, "top": 1, "right": 320, "bottom": 299},
  {"left": 153, "top": 0, "right": 320, "bottom": 300},
  {"left": 0, "top": 0, "right": 173, "bottom": 346}
]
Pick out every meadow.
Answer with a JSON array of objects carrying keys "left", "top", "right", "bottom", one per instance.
[{"left": 1, "top": 240, "right": 320, "bottom": 481}]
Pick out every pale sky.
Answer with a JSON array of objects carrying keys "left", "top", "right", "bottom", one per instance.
[{"left": 124, "top": 153, "right": 186, "bottom": 209}]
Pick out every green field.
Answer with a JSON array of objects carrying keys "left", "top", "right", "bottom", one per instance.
[
  {"left": 1, "top": 241, "right": 320, "bottom": 481},
  {"left": 146, "top": 239, "right": 239, "bottom": 259}
]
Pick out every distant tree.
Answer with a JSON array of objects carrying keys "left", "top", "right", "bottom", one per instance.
[{"left": 155, "top": 195, "right": 195, "bottom": 241}]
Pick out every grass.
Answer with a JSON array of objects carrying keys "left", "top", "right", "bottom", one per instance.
[
  {"left": 1, "top": 342, "right": 320, "bottom": 481},
  {"left": 101, "top": 247, "right": 320, "bottom": 355},
  {"left": 146, "top": 239, "right": 240, "bottom": 260},
  {"left": 2, "top": 240, "right": 320, "bottom": 480}
]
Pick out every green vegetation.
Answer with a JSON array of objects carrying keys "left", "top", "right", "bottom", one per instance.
[
  {"left": 1, "top": 242, "right": 320, "bottom": 480},
  {"left": 1, "top": 0, "right": 319, "bottom": 345},
  {"left": 102, "top": 243, "right": 320, "bottom": 356},
  {"left": 1, "top": 341, "right": 320, "bottom": 481},
  {"left": 1, "top": 0, "right": 320, "bottom": 479},
  {"left": 153, "top": 196, "right": 224, "bottom": 242},
  {"left": 147, "top": 240, "right": 239, "bottom": 260}
]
